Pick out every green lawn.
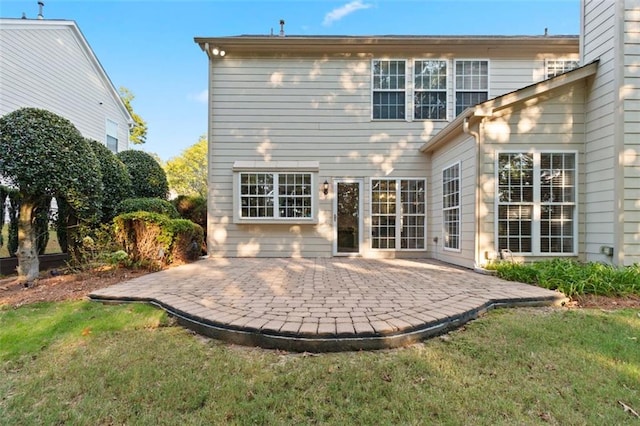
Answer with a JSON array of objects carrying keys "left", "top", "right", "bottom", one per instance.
[
  {"left": 0, "top": 224, "right": 62, "bottom": 258},
  {"left": 1, "top": 302, "right": 638, "bottom": 425}
]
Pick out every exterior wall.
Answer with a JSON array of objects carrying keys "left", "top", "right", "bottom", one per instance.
[
  {"left": 477, "top": 82, "right": 588, "bottom": 263},
  {"left": 428, "top": 135, "right": 477, "bottom": 268},
  {"left": 581, "top": 0, "right": 619, "bottom": 263},
  {"left": 622, "top": 0, "right": 640, "bottom": 264},
  {"left": 208, "top": 44, "right": 578, "bottom": 258},
  {"left": 0, "top": 20, "right": 130, "bottom": 151}
]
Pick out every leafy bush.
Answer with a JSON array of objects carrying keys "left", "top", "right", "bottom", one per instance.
[
  {"left": 495, "top": 258, "right": 640, "bottom": 297},
  {"left": 115, "top": 198, "right": 179, "bottom": 219},
  {"left": 86, "top": 139, "right": 133, "bottom": 223},
  {"left": 116, "top": 150, "right": 168, "bottom": 199},
  {"left": 114, "top": 211, "right": 203, "bottom": 268},
  {"left": 172, "top": 195, "right": 206, "bottom": 230},
  {"left": 65, "top": 223, "right": 126, "bottom": 271}
]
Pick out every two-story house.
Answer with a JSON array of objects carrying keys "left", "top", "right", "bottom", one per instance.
[
  {"left": 195, "top": 0, "right": 638, "bottom": 269},
  {"left": 0, "top": 17, "right": 131, "bottom": 152}
]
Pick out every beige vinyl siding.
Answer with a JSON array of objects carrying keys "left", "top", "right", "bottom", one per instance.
[
  {"left": 0, "top": 21, "right": 129, "bottom": 151},
  {"left": 429, "top": 136, "right": 477, "bottom": 268},
  {"left": 478, "top": 81, "right": 588, "bottom": 262},
  {"left": 581, "top": 0, "right": 618, "bottom": 263},
  {"left": 623, "top": 0, "right": 640, "bottom": 264},
  {"left": 207, "top": 46, "right": 579, "bottom": 258}
]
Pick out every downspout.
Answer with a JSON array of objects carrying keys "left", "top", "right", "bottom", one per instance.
[{"left": 463, "top": 117, "right": 483, "bottom": 268}]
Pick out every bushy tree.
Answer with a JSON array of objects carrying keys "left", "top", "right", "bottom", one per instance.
[
  {"left": 119, "top": 87, "right": 147, "bottom": 145},
  {"left": 117, "top": 150, "right": 168, "bottom": 199},
  {"left": 165, "top": 136, "right": 208, "bottom": 197},
  {"left": 86, "top": 139, "right": 133, "bottom": 222},
  {"left": 0, "top": 108, "right": 102, "bottom": 283}
]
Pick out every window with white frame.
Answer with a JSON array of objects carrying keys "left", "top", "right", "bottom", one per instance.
[
  {"left": 442, "top": 163, "right": 460, "bottom": 250},
  {"left": 106, "top": 119, "right": 118, "bottom": 152},
  {"left": 414, "top": 60, "right": 447, "bottom": 120},
  {"left": 497, "top": 152, "right": 576, "bottom": 255},
  {"left": 372, "top": 59, "right": 406, "bottom": 120},
  {"left": 371, "top": 178, "right": 426, "bottom": 250},
  {"left": 239, "top": 172, "right": 313, "bottom": 220},
  {"left": 546, "top": 59, "right": 579, "bottom": 78},
  {"left": 455, "top": 60, "right": 488, "bottom": 116}
]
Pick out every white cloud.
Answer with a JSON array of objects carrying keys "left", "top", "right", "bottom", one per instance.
[
  {"left": 323, "top": 0, "right": 372, "bottom": 26},
  {"left": 188, "top": 89, "right": 208, "bottom": 104}
]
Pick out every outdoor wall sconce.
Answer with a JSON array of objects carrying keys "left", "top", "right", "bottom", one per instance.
[
  {"left": 323, "top": 180, "right": 329, "bottom": 195},
  {"left": 204, "top": 43, "right": 225, "bottom": 58},
  {"left": 211, "top": 47, "right": 225, "bottom": 56}
]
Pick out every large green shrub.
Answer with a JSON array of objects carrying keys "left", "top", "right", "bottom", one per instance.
[
  {"left": 115, "top": 198, "right": 179, "bottom": 219},
  {"left": 86, "top": 139, "right": 133, "bottom": 223},
  {"left": 172, "top": 195, "right": 206, "bottom": 231},
  {"left": 0, "top": 108, "right": 102, "bottom": 281},
  {"left": 114, "top": 211, "right": 203, "bottom": 268},
  {"left": 116, "top": 150, "right": 168, "bottom": 199}
]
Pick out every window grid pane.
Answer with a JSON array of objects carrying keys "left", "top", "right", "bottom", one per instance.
[
  {"left": 400, "top": 179, "right": 426, "bottom": 249},
  {"left": 414, "top": 60, "right": 447, "bottom": 120},
  {"left": 546, "top": 60, "right": 579, "bottom": 78},
  {"left": 455, "top": 60, "right": 488, "bottom": 116},
  {"left": 372, "top": 60, "right": 406, "bottom": 120},
  {"left": 497, "top": 152, "right": 576, "bottom": 255},
  {"left": 442, "top": 164, "right": 460, "bottom": 250},
  {"left": 372, "top": 179, "right": 425, "bottom": 250},
  {"left": 371, "top": 179, "right": 396, "bottom": 249},
  {"left": 240, "top": 172, "right": 312, "bottom": 219}
]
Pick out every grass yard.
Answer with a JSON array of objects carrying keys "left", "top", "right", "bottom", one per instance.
[
  {"left": 1, "top": 301, "right": 638, "bottom": 425},
  {"left": 0, "top": 224, "right": 62, "bottom": 258}
]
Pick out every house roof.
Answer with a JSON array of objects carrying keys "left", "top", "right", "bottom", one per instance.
[
  {"left": 194, "top": 34, "right": 579, "bottom": 57},
  {"left": 0, "top": 18, "right": 132, "bottom": 125},
  {"left": 419, "top": 60, "right": 599, "bottom": 154}
]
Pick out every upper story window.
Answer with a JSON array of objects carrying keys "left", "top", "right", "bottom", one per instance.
[
  {"left": 414, "top": 60, "right": 447, "bottom": 120},
  {"left": 455, "top": 60, "right": 489, "bottom": 116},
  {"left": 546, "top": 59, "right": 579, "bottom": 78},
  {"left": 372, "top": 59, "right": 406, "bottom": 120},
  {"left": 106, "top": 119, "right": 118, "bottom": 153}
]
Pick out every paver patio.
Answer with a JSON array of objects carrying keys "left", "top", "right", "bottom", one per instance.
[{"left": 89, "top": 258, "right": 565, "bottom": 351}]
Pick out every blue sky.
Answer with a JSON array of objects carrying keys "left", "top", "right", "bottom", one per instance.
[{"left": 1, "top": 0, "right": 580, "bottom": 161}]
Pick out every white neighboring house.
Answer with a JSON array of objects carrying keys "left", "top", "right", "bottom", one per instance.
[
  {"left": 1, "top": 17, "right": 132, "bottom": 224},
  {"left": 0, "top": 17, "right": 132, "bottom": 152}
]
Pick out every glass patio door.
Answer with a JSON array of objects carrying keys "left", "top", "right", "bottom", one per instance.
[{"left": 333, "top": 179, "right": 363, "bottom": 255}]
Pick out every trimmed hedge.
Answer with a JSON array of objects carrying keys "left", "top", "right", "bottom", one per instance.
[
  {"left": 115, "top": 198, "right": 180, "bottom": 219},
  {"left": 116, "top": 150, "right": 168, "bottom": 199},
  {"left": 114, "top": 211, "right": 203, "bottom": 267},
  {"left": 172, "top": 195, "right": 206, "bottom": 231}
]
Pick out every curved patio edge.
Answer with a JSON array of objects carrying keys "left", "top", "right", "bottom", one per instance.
[{"left": 89, "top": 293, "right": 566, "bottom": 352}]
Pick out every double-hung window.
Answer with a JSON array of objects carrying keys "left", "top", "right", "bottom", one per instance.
[
  {"left": 233, "top": 161, "right": 318, "bottom": 223},
  {"left": 414, "top": 60, "right": 447, "bottom": 120},
  {"left": 371, "top": 178, "right": 426, "bottom": 250},
  {"left": 442, "top": 163, "right": 460, "bottom": 251},
  {"left": 497, "top": 152, "right": 576, "bottom": 255},
  {"left": 372, "top": 59, "right": 406, "bottom": 120},
  {"left": 546, "top": 59, "right": 579, "bottom": 78},
  {"left": 455, "top": 60, "right": 488, "bottom": 116},
  {"left": 106, "top": 119, "right": 118, "bottom": 153}
]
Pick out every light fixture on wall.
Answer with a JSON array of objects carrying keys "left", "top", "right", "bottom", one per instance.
[
  {"left": 211, "top": 47, "right": 225, "bottom": 56},
  {"left": 323, "top": 180, "right": 329, "bottom": 195}
]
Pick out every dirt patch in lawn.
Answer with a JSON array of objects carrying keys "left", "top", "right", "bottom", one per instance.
[{"left": 0, "top": 267, "right": 149, "bottom": 308}]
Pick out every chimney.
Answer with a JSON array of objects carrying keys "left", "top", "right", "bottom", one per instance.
[
  {"left": 279, "top": 19, "right": 285, "bottom": 37},
  {"left": 37, "top": 1, "right": 44, "bottom": 19}
]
